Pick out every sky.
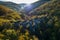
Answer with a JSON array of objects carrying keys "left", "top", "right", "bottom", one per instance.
[{"left": 0, "top": 0, "right": 39, "bottom": 4}]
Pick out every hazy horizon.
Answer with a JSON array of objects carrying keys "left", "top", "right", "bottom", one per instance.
[{"left": 0, "top": 0, "right": 39, "bottom": 4}]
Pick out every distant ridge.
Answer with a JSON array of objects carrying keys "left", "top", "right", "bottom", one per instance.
[
  {"left": 0, "top": 0, "right": 50, "bottom": 15},
  {"left": 21, "top": 0, "right": 50, "bottom": 14}
]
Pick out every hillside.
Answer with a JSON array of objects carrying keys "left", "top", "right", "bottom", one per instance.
[
  {"left": 0, "top": 5, "right": 21, "bottom": 26},
  {"left": 0, "top": 1, "right": 28, "bottom": 13},
  {"left": 28, "top": 0, "right": 60, "bottom": 40},
  {"left": 0, "top": 0, "right": 60, "bottom": 40},
  {"left": 21, "top": 0, "right": 50, "bottom": 14},
  {"left": 29, "top": 0, "right": 60, "bottom": 19},
  {"left": 0, "top": 0, "right": 50, "bottom": 14}
]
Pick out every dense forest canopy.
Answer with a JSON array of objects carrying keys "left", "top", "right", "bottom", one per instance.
[{"left": 0, "top": 0, "right": 60, "bottom": 40}]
